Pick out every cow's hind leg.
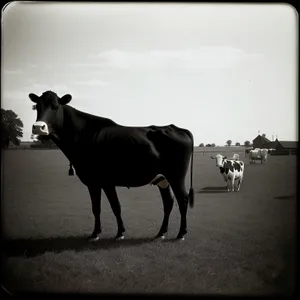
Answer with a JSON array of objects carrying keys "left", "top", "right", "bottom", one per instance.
[
  {"left": 156, "top": 185, "right": 174, "bottom": 239},
  {"left": 169, "top": 180, "right": 189, "bottom": 240},
  {"left": 231, "top": 176, "right": 235, "bottom": 192},
  {"left": 226, "top": 180, "right": 231, "bottom": 192},
  {"left": 103, "top": 186, "right": 125, "bottom": 240},
  {"left": 87, "top": 185, "right": 102, "bottom": 242},
  {"left": 237, "top": 176, "right": 243, "bottom": 191}
]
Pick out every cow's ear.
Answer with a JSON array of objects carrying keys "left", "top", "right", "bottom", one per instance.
[
  {"left": 59, "top": 94, "right": 72, "bottom": 105},
  {"left": 29, "top": 93, "right": 39, "bottom": 103}
]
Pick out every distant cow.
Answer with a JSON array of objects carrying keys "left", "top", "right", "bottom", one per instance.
[
  {"left": 249, "top": 148, "right": 268, "bottom": 164},
  {"left": 211, "top": 154, "right": 245, "bottom": 192},
  {"left": 233, "top": 153, "right": 240, "bottom": 161},
  {"left": 268, "top": 148, "right": 276, "bottom": 154},
  {"left": 30, "top": 90, "right": 194, "bottom": 241}
]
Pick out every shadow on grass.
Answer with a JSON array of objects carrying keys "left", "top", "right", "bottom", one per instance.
[
  {"left": 3, "top": 235, "right": 174, "bottom": 258},
  {"left": 197, "top": 186, "right": 228, "bottom": 194},
  {"left": 274, "top": 195, "right": 295, "bottom": 200}
]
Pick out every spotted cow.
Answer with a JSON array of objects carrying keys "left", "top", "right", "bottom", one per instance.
[{"left": 211, "top": 154, "right": 245, "bottom": 192}]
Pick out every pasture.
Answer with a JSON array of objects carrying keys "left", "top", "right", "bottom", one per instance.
[{"left": 2, "top": 148, "right": 297, "bottom": 296}]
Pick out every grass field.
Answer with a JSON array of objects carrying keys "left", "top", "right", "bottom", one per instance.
[{"left": 1, "top": 149, "right": 297, "bottom": 296}]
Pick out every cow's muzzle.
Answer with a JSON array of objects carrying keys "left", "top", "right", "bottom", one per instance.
[{"left": 32, "top": 121, "right": 49, "bottom": 135}]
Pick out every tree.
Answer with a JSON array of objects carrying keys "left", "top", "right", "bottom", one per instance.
[
  {"left": 1, "top": 108, "right": 23, "bottom": 148},
  {"left": 199, "top": 143, "right": 204, "bottom": 147},
  {"left": 244, "top": 140, "right": 251, "bottom": 147},
  {"left": 211, "top": 143, "right": 216, "bottom": 147},
  {"left": 205, "top": 144, "right": 211, "bottom": 147},
  {"left": 226, "top": 140, "right": 232, "bottom": 147},
  {"left": 235, "top": 142, "right": 240, "bottom": 146}
]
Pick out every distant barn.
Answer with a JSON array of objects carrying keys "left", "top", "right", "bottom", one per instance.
[
  {"left": 252, "top": 135, "right": 272, "bottom": 149},
  {"left": 252, "top": 135, "right": 298, "bottom": 156}
]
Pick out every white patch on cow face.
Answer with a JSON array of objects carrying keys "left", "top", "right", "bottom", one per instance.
[
  {"left": 215, "top": 154, "right": 225, "bottom": 167},
  {"left": 32, "top": 121, "right": 50, "bottom": 135}
]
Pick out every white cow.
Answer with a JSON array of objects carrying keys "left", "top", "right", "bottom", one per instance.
[
  {"left": 249, "top": 148, "right": 268, "bottom": 164},
  {"left": 233, "top": 153, "right": 240, "bottom": 161},
  {"left": 211, "top": 154, "right": 245, "bottom": 192},
  {"left": 260, "top": 148, "right": 269, "bottom": 162}
]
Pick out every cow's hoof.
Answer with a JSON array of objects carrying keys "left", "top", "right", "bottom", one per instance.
[
  {"left": 115, "top": 235, "right": 125, "bottom": 241},
  {"left": 156, "top": 234, "right": 165, "bottom": 240},
  {"left": 88, "top": 235, "right": 100, "bottom": 242},
  {"left": 156, "top": 231, "right": 166, "bottom": 239},
  {"left": 176, "top": 235, "right": 185, "bottom": 241}
]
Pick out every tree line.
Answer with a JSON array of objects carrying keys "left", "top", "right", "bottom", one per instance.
[{"left": 199, "top": 140, "right": 252, "bottom": 147}]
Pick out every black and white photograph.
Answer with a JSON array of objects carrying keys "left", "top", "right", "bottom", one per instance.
[{"left": 1, "top": 2, "right": 298, "bottom": 296}]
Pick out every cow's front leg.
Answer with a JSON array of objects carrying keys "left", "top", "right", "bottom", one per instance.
[
  {"left": 227, "top": 179, "right": 231, "bottom": 192},
  {"left": 87, "top": 185, "right": 102, "bottom": 242},
  {"left": 103, "top": 186, "right": 125, "bottom": 240},
  {"left": 223, "top": 175, "right": 228, "bottom": 188}
]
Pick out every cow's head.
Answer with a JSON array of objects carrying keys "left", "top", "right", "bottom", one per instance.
[
  {"left": 29, "top": 91, "right": 72, "bottom": 135},
  {"left": 232, "top": 153, "right": 240, "bottom": 161},
  {"left": 211, "top": 154, "right": 227, "bottom": 167}
]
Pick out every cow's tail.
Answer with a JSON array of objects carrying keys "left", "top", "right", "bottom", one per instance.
[{"left": 188, "top": 133, "right": 194, "bottom": 209}]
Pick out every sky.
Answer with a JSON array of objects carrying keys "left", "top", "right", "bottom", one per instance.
[{"left": 2, "top": 2, "right": 298, "bottom": 145}]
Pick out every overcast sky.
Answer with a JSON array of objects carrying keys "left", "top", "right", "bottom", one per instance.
[{"left": 2, "top": 2, "right": 298, "bottom": 145}]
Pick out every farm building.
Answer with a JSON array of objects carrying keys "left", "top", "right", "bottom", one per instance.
[
  {"left": 252, "top": 135, "right": 272, "bottom": 149},
  {"left": 252, "top": 135, "right": 298, "bottom": 155},
  {"left": 269, "top": 140, "right": 298, "bottom": 155}
]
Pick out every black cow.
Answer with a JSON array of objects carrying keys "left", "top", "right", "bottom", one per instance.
[{"left": 30, "top": 91, "right": 194, "bottom": 241}]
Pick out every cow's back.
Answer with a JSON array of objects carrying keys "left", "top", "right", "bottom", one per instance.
[
  {"left": 76, "top": 124, "right": 190, "bottom": 183},
  {"left": 93, "top": 124, "right": 193, "bottom": 159},
  {"left": 223, "top": 160, "right": 244, "bottom": 178},
  {"left": 146, "top": 124, "right": 193, "bottom": 154}
]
